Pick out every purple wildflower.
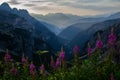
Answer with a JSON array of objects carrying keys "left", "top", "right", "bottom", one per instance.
[
  {"left": 96, "top": 40, "right": 103, "bottom": 49},
  {"left": 29, "top": 62, "right": 35, "bottom": 76},
  {"left": 4, "top": 50, "right": 11, "bottom": 62},
  {"left": 108, "top": 32, "right": 116, "bottom": 47},
  {"left": 55, "top": 58, "right": 60, "bottom": 68},
  {"left": 40, "top": 64, "right": 45, "bottom": 74},
  {"left": 73, "top": 45, "right": 80, "bottom": 55},
  {"left": 40, "top": 64, "right": 45, "bottom": 71},
  {"left": 87, "top": 48, "right": 92, "bottom": 57},
  {"left": 110, "top": 73, "right": 115, "bottom": 80},
  {"left": 96, "top": 33, "right": 103, "bottom": 49},
  {"left": 21, "top": 54, "right": 27, "bottom": 66},
  {"left": 11, "top": 67, "right": 17, "bottom": 76},
  {"left": 59, "top": 48, "right": 65, "bottom": 60}
]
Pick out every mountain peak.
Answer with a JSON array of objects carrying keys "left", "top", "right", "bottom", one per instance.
[
  {"left": 0, "top": 3, "right": 30, "bottom": 19},
  {"left": 19, "top": 9, "right": 29, "bottom": 15},
  {"left": 1, "top": 2, "right": 9, "bottom": 7},
  {"left": 0, "top": 2, "right": 11, "bottom": 11},
  {"left": 108, "top": 12, "right": 120, "bottom": 19},
  {"left": 113, "top": 12, "right": 120, "bottom": 15}
]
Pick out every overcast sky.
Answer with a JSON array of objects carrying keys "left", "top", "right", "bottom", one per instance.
[{"left": 0, "top": 0, "right": 120, "bottom": 16}]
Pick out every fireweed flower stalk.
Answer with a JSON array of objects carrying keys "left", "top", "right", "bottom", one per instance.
[
  {"left": 4, "top": 49, "right": 12, "bottom": 75},
  {"left": 59, "top": 48, "right": 66, "bottom": 68},
  {"left": 39, "top": 64, "right": 45, "bottom": 75},
  {"left": 55, "top": 58, "right": 61, "bottom": 69},
  {"left": 73, "top": 45, "right": 80, "bottom": 65},
  {"left": 108, "top": 28, "right": 117, "bottom": 60},
  {"left": 21, "top": 56, "right": 29, "bottom": 79},
  {"left": 59, "top": 48, "right": 65, "bottom": 60},
  {"left": 73, "top": 45, "right": 80, "bottom": 55},
  {"left": 29, "top": 62, "right": 36, "bottom": 76},
  {"left": 4, "top": 49, "right": 11, "bottom": 62},
  {"left": 95, "top": 33, "right": 103, "bottom": 61},
  {"left": 96, "top": 33, "right": 103, "bottom": 49},
  {"left": 108, "top": 27, "right": 117, "bottom": 47},
  {"left": 87, "top": 43, "right": 92, "bottom": 58},
  {"left": 96, "top": 40, "right": 103, "bottom": 49},
  {"left": 11, "top": 64, "right": 17, "bottom": 76},
  {"left": 110, "top": 73, "right": 115, "bottom": 80},
  {"left": 21, "top": 54, "right": 27, "bottom": 66}
]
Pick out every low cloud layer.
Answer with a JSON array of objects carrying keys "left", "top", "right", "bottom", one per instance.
[{"left": 0, "top": 0, "right": 120, "bottom": 16}]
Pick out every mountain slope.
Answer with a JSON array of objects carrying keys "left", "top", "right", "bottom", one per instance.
[
  {"left": 0, "top": 10, "right": 34, "bottom": 58},
  {"left": 58, "top": 22, "right": 95, "bottom": 41},
  {"left": 0, "top": 3, "right": 63, "bottom": 59},
  {"left": 0, "top": 3, "right": 61, "bottom": 52},
  {"left": 32, "top": 13, "right": 82, "bottom": 28},
  {"left": 86, "top": 19, "right": 120, "bottom": 48},
  {"left": 59, "top": 12, "right": 120, "bottom": 44},
  {"left": 40, "top": 21, "right": 61, "bottom": 35},
  {"left": 108, "top": 12, "right": 120, "bottom": 20},
  {"left": 63, "top": 18, "right": 120, "bottom": 58}
]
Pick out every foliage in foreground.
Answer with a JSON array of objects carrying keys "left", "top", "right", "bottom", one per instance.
[{"left": 0, "top": 27, "right": 120, "bottom": 80}]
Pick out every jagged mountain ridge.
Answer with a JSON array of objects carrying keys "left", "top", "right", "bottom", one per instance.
[
  {"left": 0, "top": 2, "right": 61, "bottom": 52},
  {"left": 58, "top": 12, "right": 120, "bottom": 48},
  {"left": 32, "top": 13, "right": 83, "bottom": 28},
  {"left": 0, "top": 10, "right": 34, "bottom": 58},
  {"left": 0, "top": 3, "right": 62, "bottom": 59}
]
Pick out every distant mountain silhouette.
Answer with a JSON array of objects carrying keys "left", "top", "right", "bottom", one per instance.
[
  {"left": 32, "top": 13, "right": 82, "bottom": 28},
  {"left": 58, "top": 22, "right": 95, "bottom": 41},
  {"left": 41, "top": 21, "right": 61, "bottom": 35},
  {"left": 59, "top": 11, "right": 120, "bottom": 43}
]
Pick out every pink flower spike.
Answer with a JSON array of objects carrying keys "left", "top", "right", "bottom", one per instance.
[
  {"left": 11, "top": 67, "right": 17, "bottom": 76},
  {"left": 108, "top": 32, "right": 116, "bottom": 47},
  {"left": 96, "top": 40, "right": 103, "bottom": 49},
  {"left": 87, "top": 43, "right": 92, "bottom": 57},
  {"left": 29, "top": 62, "right": 35, "bottom": 76},
  {"left": 110, "top": 73, "right": 115, "bottom": 80},
  {"left": 39, "top": 64, "right": 45, "bottom": 75},
  {"left": 40, "top": 64, "right": 45, "bottom": 71},
  {"left": 87, "top": 48, "right": 92, "bottom": 57},
  {"left": 73, "top": 45, "right": 80, "bottom": 54},
  {"left": 59, "top": 47, "right": 65, "bottom": 60},
  {"left": 4, "top": 49, "right": 11, "bottom": 62},
  {"left": 55, "top": 58, "right": 60, "bottom": 68},
  {"left": 21, "top": 54, "right": 27, "bottom": 66}
]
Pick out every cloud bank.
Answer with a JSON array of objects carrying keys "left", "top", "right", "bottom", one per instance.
[{"left": 0, "top": 0, "right": 120, "bottom": 16}]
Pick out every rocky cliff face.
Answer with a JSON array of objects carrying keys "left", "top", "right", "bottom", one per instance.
[
  {"left": 0, "top": 12, "right": 34, "bottom": 58},
  {"left": 0, "top": 4, "right": 60, "bottom": 59},
  {"left": 0, "top": 3, "right": 61, "bottom": 52}
]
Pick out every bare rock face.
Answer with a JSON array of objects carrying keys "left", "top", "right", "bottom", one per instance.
[{"left": 0, "top": 3, "right": 61, "bottom": 59}]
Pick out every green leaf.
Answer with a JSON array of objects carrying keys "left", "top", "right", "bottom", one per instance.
[{"left": 36, "top": 50, "right": 49, "bottom": 55}]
